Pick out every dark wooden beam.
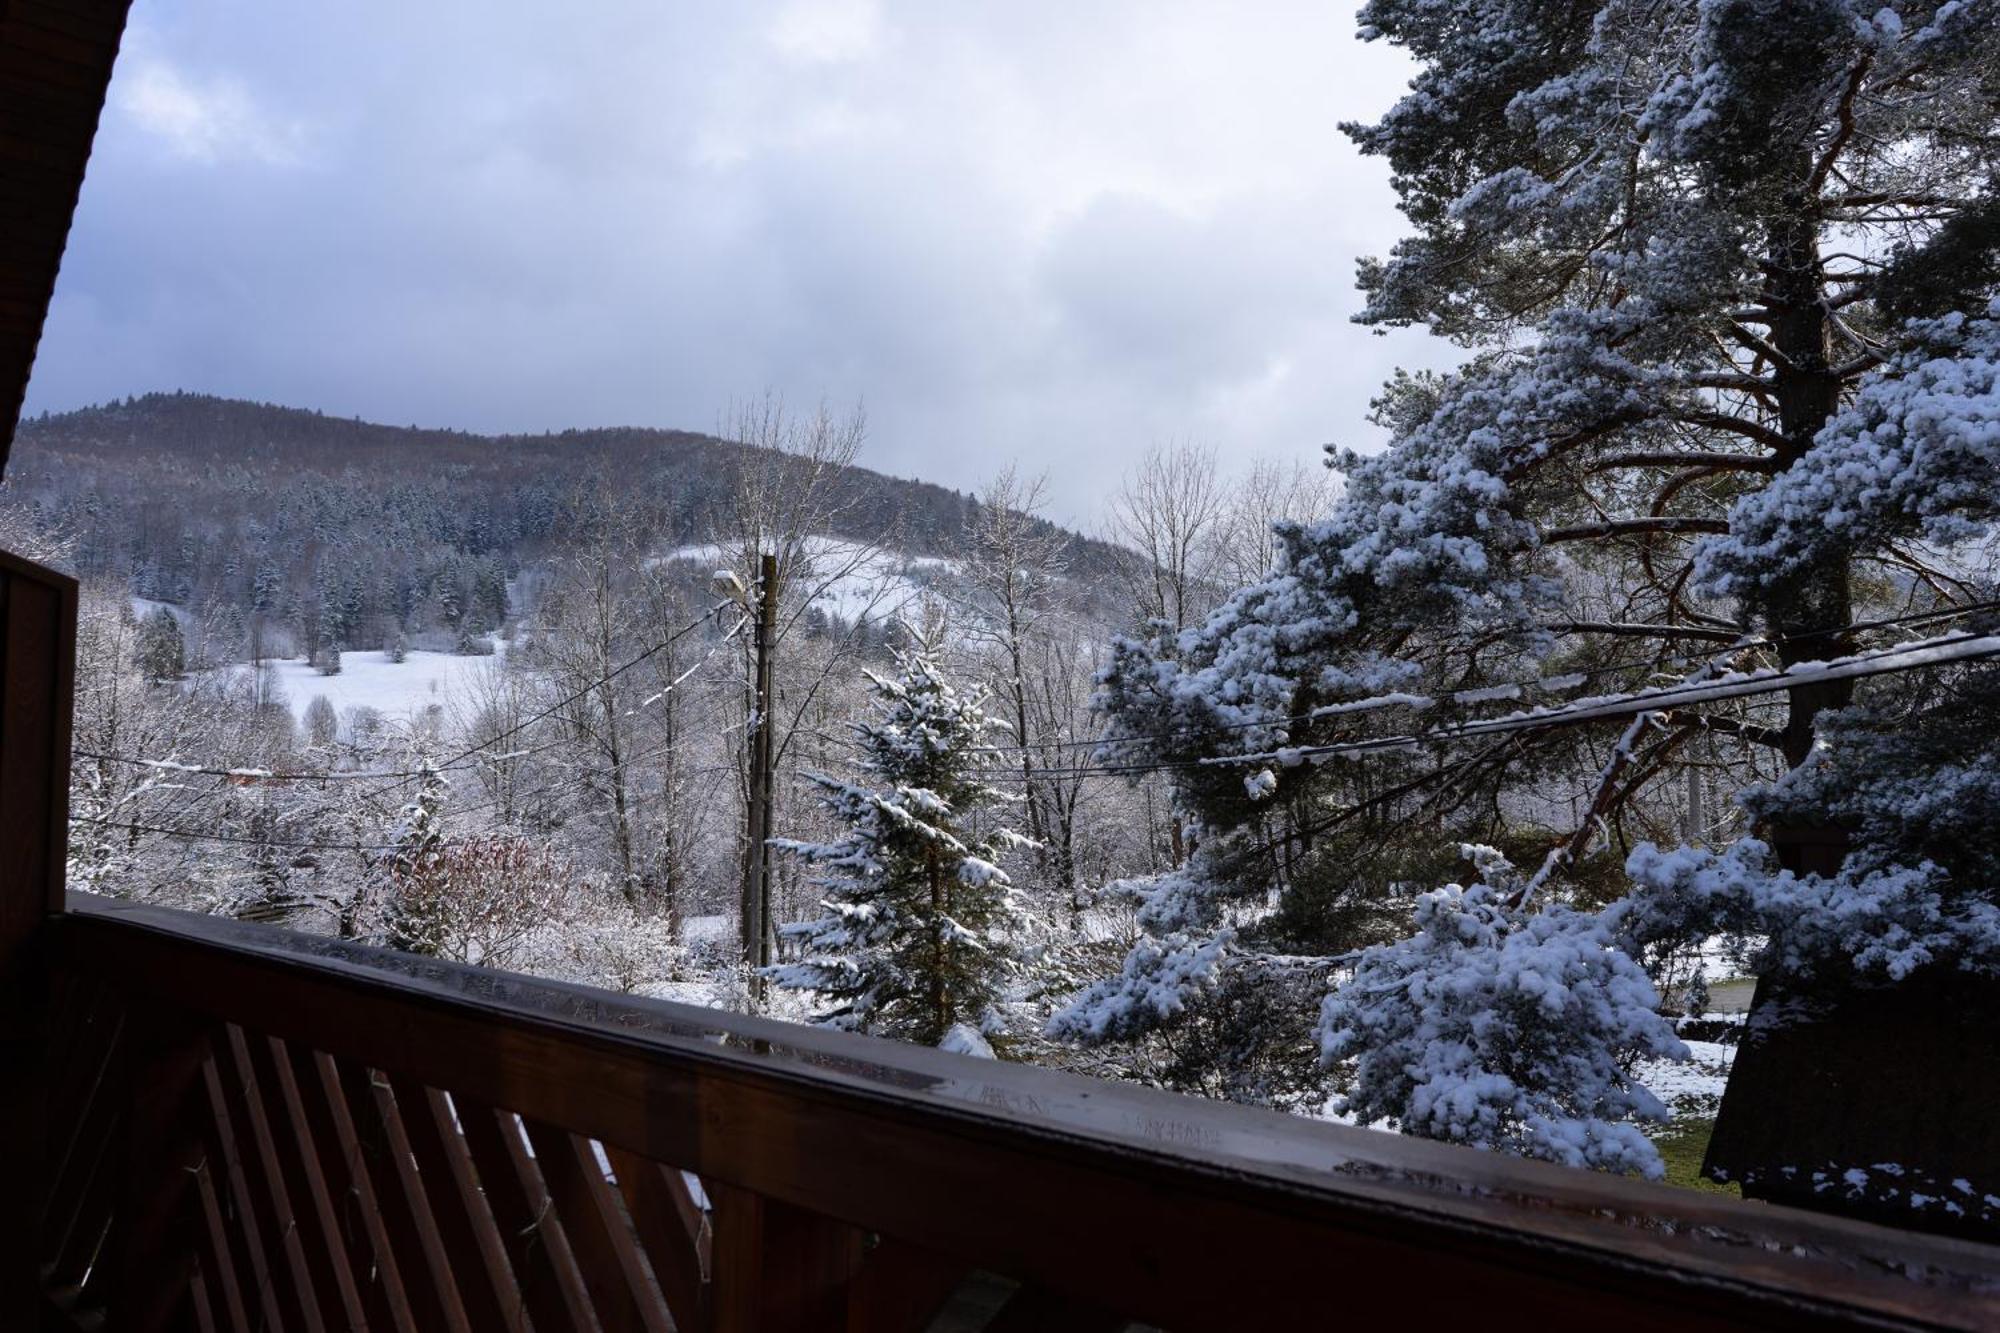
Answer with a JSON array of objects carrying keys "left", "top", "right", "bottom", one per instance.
[
  {"left": 0, "top": 0, "right": 131, "bottom": 471},
  {"left": 0, "top": 551, "right": 78, "bottom": 1328},
  {"left": 55, "top": 893, "right": 2000, "bottom": 1332}
]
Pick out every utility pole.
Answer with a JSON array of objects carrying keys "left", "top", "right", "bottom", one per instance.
[{"left": 742, "top": 552, "right": 779, "bottom": 1003}]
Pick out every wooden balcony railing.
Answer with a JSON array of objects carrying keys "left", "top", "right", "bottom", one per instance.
[
  {"left": 28, "top": 892, "right": 2000, "bottom": 1332},
  {"left": 4, "top": 553, "right": 1999, "bottom": 1331}
]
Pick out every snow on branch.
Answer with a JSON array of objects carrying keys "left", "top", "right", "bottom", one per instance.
[
  {"left": 1698, "top": 299, "right": 2000, "bottom": 603},
  {"left": 1319, "top": 847, "right": 1685, "bottom": 1178},
  {"left": 1212, "top": 629, "right": 2000, "bottom": 768}
]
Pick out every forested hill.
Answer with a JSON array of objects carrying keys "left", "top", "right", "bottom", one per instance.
[{"left": 5, "top": 392, "right": 1124, "bottom": 645}]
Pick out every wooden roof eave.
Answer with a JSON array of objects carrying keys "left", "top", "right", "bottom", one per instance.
[{"left": 0, "top": 0, "right": 135, "bottom": 478}]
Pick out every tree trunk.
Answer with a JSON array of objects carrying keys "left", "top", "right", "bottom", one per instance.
[
  {"left": 1762, "top": 192, "right": 1854, "bottom": 773},
  {"left": 601, "top": 677, "right": 639, "bottom": 905},
  {"left": 927, "top": 849, "right": 950, "bottom": 1042}
]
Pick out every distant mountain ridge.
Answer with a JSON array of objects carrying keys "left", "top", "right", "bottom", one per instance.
[
  {"left": 6, "top": 392, "right": 1127, "bottom": 650},
  {"left": 16, "top": 390, "right": 1122, "bottom": 557},
  {"left": 19, "top": 391, "right": 972, "bottom": 548}
]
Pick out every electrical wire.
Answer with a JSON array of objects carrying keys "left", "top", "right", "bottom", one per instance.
[
  {"left": 956, "top": 595, "right": 2000, "bottom": 758},
  {"left": 346, "top": 600, "right": 741, "bottom": 804},
  {"left": 64, "top": 602, "right": 2000, "bottom": 853}
]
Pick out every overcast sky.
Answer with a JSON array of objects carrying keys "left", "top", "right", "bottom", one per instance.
[{"left": 27, "top": 1, "right": 1453, "bottom": 523}]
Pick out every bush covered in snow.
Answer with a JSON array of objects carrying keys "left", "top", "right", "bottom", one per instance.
[{"left": 1321, "top": 848, "right": 1685, "bottom": 1176}]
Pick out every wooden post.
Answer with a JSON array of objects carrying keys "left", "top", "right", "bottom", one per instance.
[
  {"left": 742, "top": 552, "right": 778, "bottom": 1001},
  {"left": 710, "top": 1181, "right": 865, "bottom": 1333},
  {"left": 0, "top": 550, "right": 79, "bottom": 1324},
  {"left": 107, "top": 1005, "right": 212, "bottom": 1331}
]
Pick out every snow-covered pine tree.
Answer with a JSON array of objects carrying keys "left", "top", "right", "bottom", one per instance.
[
  {"left": 1056, "top": 0, "right": 2000, "bottom": 1172},
  {"left": 769, "top": 650, "right": 1029, "bottom": 1047},
  {"left": 384, "top": 754, "right": 450, "bottom": 956},
  {"left": 135, "top": 605, "right": 185, "bottom": 683}
]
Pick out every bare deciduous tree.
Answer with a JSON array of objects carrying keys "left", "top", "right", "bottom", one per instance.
[{"left": 1102, "top": 442, "right": 1231, "bottom": 637}]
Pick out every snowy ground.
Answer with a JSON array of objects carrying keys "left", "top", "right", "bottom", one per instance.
[
  {"left": 221, "top": 645, "right": 508, "bottom": 729},
  {"left": 657, "top": 536, "right": 957, "bottom": 626},
  {"left": 1636, "top": 1037, "right": 1736, "bottom": 1117}
]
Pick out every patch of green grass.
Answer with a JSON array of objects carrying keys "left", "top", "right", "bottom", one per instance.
[{"left": 1650, "top": 1116, "right": 1741, "bottom": 1196}]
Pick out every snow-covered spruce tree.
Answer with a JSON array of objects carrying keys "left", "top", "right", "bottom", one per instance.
[
  {"left": 384, "top": 755, "right": 451, "bottom": 956},
  {"left": 135, "top": 606, "right": 185, "bottom": 683},
  {"left": 1055, "top": 1, "right": 2000, "bottom": 1170},
  {"left": 768, "top": 651, "right": 1029, "bottom": 1047}
]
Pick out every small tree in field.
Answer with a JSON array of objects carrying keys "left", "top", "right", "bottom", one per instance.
[
  {"left": 303, "top": 694, "right": 339, "bottom": 749},
  {"left": 135, "top": 606, "right": 185, "bottom": 683},
  {"left": 769, "top": 651, "right": 1030, "bottom": 1046}
]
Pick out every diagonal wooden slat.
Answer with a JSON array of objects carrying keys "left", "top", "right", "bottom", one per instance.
[
  {"left": 193, "top": 1158, "right": 252, "bottom": 1333},
  {"left": 662, "top": 1170, "right": 711, "bottom": 1274},
  {"left": 607, "top": 1146, "right": 711, "bottom": 1333},
  {"left": 350, "top": 1066, "right": 476, "bottom": 1333},
  {"left": 213, "top": 1022, "right": 327, "bottom": 1332},
  {"left": 454, "top": 1094, "right": 600, "bottom": 1333},
  {"left": 199, "top": 1053, "right": 289, "bottom": 1333},
  {"left": 520, "top": 1120, "right": 671, "bottom": 1333},
  {"left": 41, "top": 979, "right": 120, "bottom": 1249},
  {"left": 276, "top": 1040, "right": 396, "bottom": 1328},
  {"left": 242, "top": 1031, "right": 369, "bottom": 1331},
  {"left": 293, "top": 1044, "right": 416, "bottom": 1333},
  {"left": 189, "top": 1266, "right": 218, "bottom": 1333},
  {"left": 320, "top": 1053, "right": 451, "bottom": 1333},
  {"left": 42, "top": 981, "right": 120, "bottom": 1209},
  {"left": 43, "top": 1099, "right": 114, "bottom": 1289},
  {"left": 386, "top": 1073, "right": 529, "bottom": 1333}
]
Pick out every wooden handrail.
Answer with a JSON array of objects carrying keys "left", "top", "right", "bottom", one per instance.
[{"left": 54, "top": 892, "right": 2000, "bottom": 1331}]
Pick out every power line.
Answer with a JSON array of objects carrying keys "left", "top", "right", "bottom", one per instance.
[
  {"left": 959, "top": 596, "right": 2000, "bottom": 758},
  {"left": 63, "top": 601, "right": 2000, "bottom": 854},
  {"left": 70, "top": 749, "right": 483, "bottom": 782},
  {"left": 1190, "top": 628, "right": 2000, "bottom": 772},
  {"left": 350, "top": 601, "right": 743, "bottom": 804},
  {"left": 70, "top": 628, "right": 2000, "bottom": 857},
  {"left": 969, "top": 625, "right": 2000, "bottom": 782},
  {"left": 62, "top": 606, "right": 748, "bottom": 854},
  {"left": 69, "top": 813, "right": 407, "bottom": 853}
]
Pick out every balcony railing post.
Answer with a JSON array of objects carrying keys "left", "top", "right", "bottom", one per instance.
[
  {"left": 710, "top": 1180, "right": 867, "bottom": 1333},
  {"left": 0, "top": 550, "right": 78, "bottom": 1324},
  {"left": 106, "top": 1002, "right": 213, "bottom": 1331}
]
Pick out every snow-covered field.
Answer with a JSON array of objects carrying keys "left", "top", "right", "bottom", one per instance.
[
  {"left": 228, "top": 646, "right": 507, "bottom": 728},
  {"left": 657, "top": 536, "right": 956, "bottom": 625},
  {"left": 1636, "top": 1037, "right": 1736, "bottom": 1117}
]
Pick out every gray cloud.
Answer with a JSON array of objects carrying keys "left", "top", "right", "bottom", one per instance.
[{"left": 27, "top": 0, "right": 1457, "bottom": 523}]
